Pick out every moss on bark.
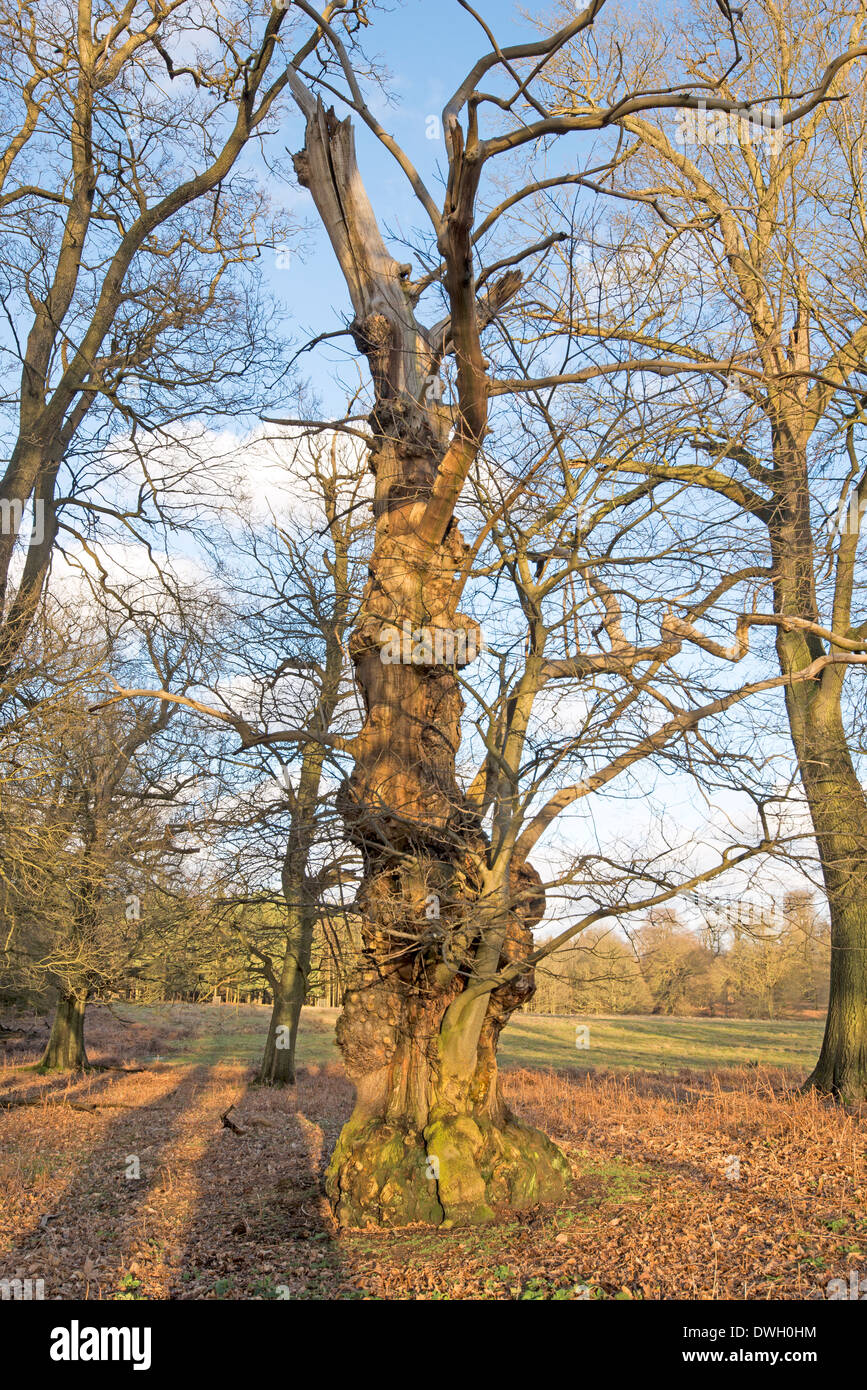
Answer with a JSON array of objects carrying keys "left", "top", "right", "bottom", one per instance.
[{"left": 327, "top": 1107, "right": 570, "bottom": 1229}]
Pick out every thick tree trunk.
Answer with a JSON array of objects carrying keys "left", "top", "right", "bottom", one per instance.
[
  {"left": 326, "top": 856, "right": 570, "bottom": 1227},
  {"left": 256, "top": 973, "right": 302, "bottom": 1086},
  {"left": 793, "top": 713, "right": 867, "bottom": 1099},
  {"left": 40, "top": 989, "right": 88, "bottom": 1072},
  {"left": 771, "top": 424, "right": 867, "bottom": 1099},
  {"left": 40, "top": 862, "right": 101, "bottom": 1072},
  {"left": 320, "top": 412, "right": 570, "bottom": 1225}
]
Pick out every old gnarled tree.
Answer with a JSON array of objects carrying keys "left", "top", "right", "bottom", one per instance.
[
  {"left": 279, "top": 0, "right": 786, "bottom": 1227},
  {"left": 284, "top": 91, "right": 567, "bottom": 1224}
]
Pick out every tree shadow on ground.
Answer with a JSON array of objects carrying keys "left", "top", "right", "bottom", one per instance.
[
  {"left": 0, "top": 1063, "right": 209, "bottom": 1298},
  {"left": 171, "top": 1063, "right": 364, "bottom": 1299}
]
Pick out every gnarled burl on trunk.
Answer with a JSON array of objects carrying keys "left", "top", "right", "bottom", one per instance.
[{"left": 289, "top": 95, "right": 569, "bottom": 1226}]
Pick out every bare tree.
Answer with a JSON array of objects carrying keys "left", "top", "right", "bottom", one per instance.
[
  {"left": 0, "top": 0, "right": 352, "bottom": 673},
  {"left": 23, "top": 583, "right": 215, "bottom": 1069},
  {"left": 198, "top": 434, "right": 368, "bottom": 1083},
  {"left": 529, "top": 0, "right": 867, "bottom": 1096}
]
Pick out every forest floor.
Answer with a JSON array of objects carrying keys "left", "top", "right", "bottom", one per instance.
[{"left": 0, "top": 1003, "right": 863, "bottom": 1300}]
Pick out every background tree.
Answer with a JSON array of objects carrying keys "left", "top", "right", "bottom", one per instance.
[
  {"left": 201, "top": 433, "right": 368, "bottom": 1084},
  {"left": 5, "top": 581, "right": 214, "bottom": 1069},
  {"left": 89, "top": 422, "right": 370, "bottom": 1076},
  {"left": 0, "top": 0, "right": 347, "bottom": 672},
  {"left": 634, "top": 911, "right": 715, "bottom": 1016},
  {"left": 533, "top": 0, "right": 867, "bottom": 1095}
]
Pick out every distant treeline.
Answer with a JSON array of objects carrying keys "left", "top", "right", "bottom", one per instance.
[
  {"left": 2, "top": 864, "right": 826, "bottom": 1026},
  {"left": 531, "top": 894, "right": 829, "bottom": 1020}
]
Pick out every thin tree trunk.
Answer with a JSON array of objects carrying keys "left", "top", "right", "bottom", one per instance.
[{"left": 256, "top": 906, "right": 312, "bottom": 1086}]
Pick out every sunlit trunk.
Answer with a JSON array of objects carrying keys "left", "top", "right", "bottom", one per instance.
[
  {"left": 256, "top": 904, "right": 312, "bottom": 1086},
  {"left": 793, "top": 709, "right": 867, "bottom": 1099},
  {"left": 290, "top": 96, "right": 568, "bottom": 1224},
  {"left": 40, "top": 988, "right": 88, "bottom": 1072},
  {"left": 327, "top": 859, "right": 570, "bottom": 1227},
  {"left": 772, "top": 425, "right": 867, "bottom": 1099},
  {"left": 325, "top": 469, "right": 569, "bottom": 1224}
]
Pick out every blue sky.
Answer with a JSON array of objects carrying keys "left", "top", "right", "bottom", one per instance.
[{"left": 262, "top": 0, "right": 579, "bottom": 412}]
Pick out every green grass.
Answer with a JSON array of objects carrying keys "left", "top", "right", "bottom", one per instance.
[
  {"left": 169, "top": 1018, "right": 337, "bottom": 1070},
  {"left": 498, "top": 1013, "right": 826, "bottom": 1072},
  {"left": 110, "top": 1003, "right": 825, "bottom": 1074},
  {"left": 118, "top": 1002, "right": 339, "bottom": 1069}
]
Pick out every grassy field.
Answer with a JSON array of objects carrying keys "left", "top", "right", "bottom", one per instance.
[
  {"left": 498, "top": 1012, "right": 826, "bottom": 1074},
  {"left": 98, "top": 1002, "right": 826, "bottom": 1077},
  {"left": 1, "top": 1001, "right": 862, "bottom": 1301}
]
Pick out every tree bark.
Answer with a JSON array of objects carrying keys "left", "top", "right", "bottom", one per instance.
[
  {"left": 326, "top": 856, "right": 570, "bottom": 1228},
  {"left": 39, "top": 852, "right": 103, "bottom": 1073},
  {"left": 256, "top": 906, "right": 312, "bottom": 1086},
  {"left": 771, "top": 423, "right": 867, "bottom": 1099},
  {"left": 40, "top": 989, "right": 88, "bottom": 1072},
  {"left": 790, "top": 705, "right": 867, "bottom": 1098}
]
